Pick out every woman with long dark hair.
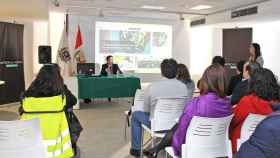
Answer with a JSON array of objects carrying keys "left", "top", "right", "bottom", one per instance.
[
  {"left": 20, "top": 64, "right": 77, "bottom": 158},
  {"left": 176, "top": 63, "right": 195, "bottom": 98},
  {"left": 144, "top": 64, "right": 232, "bottom": 157},
  {"left": 249, "top": 43, "right": 264, "bottom": 67}
]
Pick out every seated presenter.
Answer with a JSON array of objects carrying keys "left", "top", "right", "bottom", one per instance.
[{"left": 101, "top": 55, "right": 123, "bottom": 76}]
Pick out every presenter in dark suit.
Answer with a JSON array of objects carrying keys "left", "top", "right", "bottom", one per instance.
[
  {"left": 101, "top": 55, "right": 123, "bottom": 76},
  {"left": 100, "top": 55, "right": 123, "bottom": 102}
]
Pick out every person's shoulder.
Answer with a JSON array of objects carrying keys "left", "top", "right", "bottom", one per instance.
[{"left": 255, "top": 113, "right": 280, "bottom": 133}]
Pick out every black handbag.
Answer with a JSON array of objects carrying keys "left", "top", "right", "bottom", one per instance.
[{"left": 66, "top": 110, "right": 83, "bottom": 144}]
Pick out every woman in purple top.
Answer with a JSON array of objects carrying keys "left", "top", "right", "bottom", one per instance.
[{"left": 144, "top": 64, "right": 232, "bottom": 158}]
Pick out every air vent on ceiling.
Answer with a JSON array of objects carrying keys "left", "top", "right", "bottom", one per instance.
[
  {"left": 190, "top": 18, "right": 206, "bottom": 27},
  {"left": 231, "top": 6, "right": 258, "bottom": 19}
]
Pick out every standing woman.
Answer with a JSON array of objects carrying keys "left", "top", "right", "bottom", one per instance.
[
  {"left": 20, "top": 64, "right": 75, "bottom": 158},
  {"left": 249, "top": 43, "right": 264, "bottom": 67}
]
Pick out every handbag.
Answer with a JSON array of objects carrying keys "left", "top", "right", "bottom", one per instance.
[{"left": 66, "top": 111, "right": 83, "bottom": 144}]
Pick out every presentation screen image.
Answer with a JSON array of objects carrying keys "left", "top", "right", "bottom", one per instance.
[{"left": 95, "top": 22, "right": 172, "bottom": 73}]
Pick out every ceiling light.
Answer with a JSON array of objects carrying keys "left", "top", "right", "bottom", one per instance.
[
  {"left": 141, "top": 5, "right": 166, "bottom": 10},
  {"left": 190, "top": 5, "right": 212, "bottom": 10}
]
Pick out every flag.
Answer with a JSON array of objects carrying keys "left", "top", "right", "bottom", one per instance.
[
  {"left": 57, "top": 24, "right": 73, "bottom": 77},
  {"left": 74, "top": 25, "right": 86, "bottom": 64}
]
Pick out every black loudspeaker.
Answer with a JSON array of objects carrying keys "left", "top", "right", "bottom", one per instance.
[{"left": 38, "top": 46, "right": 52, "bottom": 64}]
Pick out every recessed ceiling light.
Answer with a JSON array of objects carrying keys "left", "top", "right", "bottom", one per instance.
[
  {"left": 141, "top": 5, "right": 166, "bottom": 10},
  {"left": 190, "top": 5, "right": 212, "bottom": 10}
]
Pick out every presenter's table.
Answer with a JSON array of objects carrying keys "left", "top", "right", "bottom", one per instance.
[{"left": 78, "top": 75, "right": 141, "bottom": 99}]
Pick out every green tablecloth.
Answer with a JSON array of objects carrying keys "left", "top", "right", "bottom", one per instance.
[{"left": 78, "top": 75, "right": 141, "bottom": 99}]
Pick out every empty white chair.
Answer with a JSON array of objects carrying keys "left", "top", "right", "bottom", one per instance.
[
  {"left": 237, "top": 113, "right": 266, "bottom": 150},
  {"left": 124, "top": 89, "right": 145, "bottom": 140},
  {"left": 165, "top": 115, "right": 234, "bottom": 158},
  {"left": 141, "top": 97, "right": 187, "bottom": 157},
  {"left": 0, "top": 119, "right": 46, "bottom": 158}
]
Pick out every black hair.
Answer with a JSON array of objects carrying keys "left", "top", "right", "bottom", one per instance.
[
  {"left": 106, "top": 55, "right": 113, "bottom": 62},
  {"left": 24, "top": 64, "right": 64, "bottom": 97},
  {"left": 246, "top": 62, "right": 261, "bottom": 77},
  {"left": 248, "top": 68, "right": 279, "bottom": 101},
  {"left": 212, "top": 56, "right": 225, "bottom": 67},
  {"left": 252, "top": 43, "right": 262, "bottom": 60},
  {"left": 237, "top": 60, "right": 246, "bottom": 74},
  {"left": 160, "top": 59, "right": 178, "bottom": 79}
]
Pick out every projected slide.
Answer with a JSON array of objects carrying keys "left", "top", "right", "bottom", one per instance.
[{"left": 95, "top": 22, "right": 172, "bottom": 73}]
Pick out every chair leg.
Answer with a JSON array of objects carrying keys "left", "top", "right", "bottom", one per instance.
[
  {"left": 140, "top": 127, "right": 144, "bottom": 158},
  {"left": 124, "top": 116, "right": 127, "bottom": 141}
]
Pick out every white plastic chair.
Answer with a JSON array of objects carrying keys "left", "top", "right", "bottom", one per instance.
[
  {"left": 131, "top": 89, "right": 146, "bottom": 112},
  {"left": 0, "top": 119, "right": 47, "bottom": 158},
  {"left": 124, "top": 89, "right": 145, "bottom": 140},
  {"left": 141, "top": 97, "right": 187, "bottom": 157},
  {"left": 237, "top": 113, "right": 266, "bottom": 150},
  {"left": 165, "top": 115, "right": 234, "bottom": 158}
]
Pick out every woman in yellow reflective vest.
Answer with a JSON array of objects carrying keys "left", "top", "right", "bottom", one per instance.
[{"left": 20, "top": 64, "right": 75, "bottom": 158}]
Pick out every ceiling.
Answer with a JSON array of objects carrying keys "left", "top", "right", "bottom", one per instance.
[
  {"left": 0, "top": 0, "right": 271, "bottom": 20},
  {"left": 52, "top": 0, "right": 271, "bottom": 19},
  {"left": 0, "top": 0, "right": 49, "bottom": 19}
]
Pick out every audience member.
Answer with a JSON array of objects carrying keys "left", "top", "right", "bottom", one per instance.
[
  {"left": 212, "top": 56, "right": 225, "bottom": 67},
  {"left": 143, "top": 64, "right": 232, "bottom": 158},
  {"left": 231, "top": 62, "right": 261, "bottom": 105},
  {"left": 249, "top": 43, "right": 264, "bottom": 67},
  {"left": 230, "top": 68, "right": 279, "bottom": 153},
  {"left": 20, "top": 64, "right": 75, "bottom": 158},
  {"left": 235, "top": 113, "right": 280, "bottom": 158},
  {"left": 129, "top": 59, "right": 192, "bottom": 157},
  {"left": 227, "top": 60, "right": 246, "bottom": 96},
  {"left": 176, "top": 63, "right": 195, "bottom": 96},
  {"left": 196, "top": 55, "right": 226, "bottom": 90}
]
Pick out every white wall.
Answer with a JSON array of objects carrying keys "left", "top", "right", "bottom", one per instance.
[
  {"left": 253, "top": 21, "right": 280, "bottom": 77},
  {"left": 67, "top": 15, "right": 191, "bottom": 82},
  {"left": 188, "top": 0, "right": 280, "bottom": 78},
  {"left": 189, "top": 21, "right": 280, "bottom": 78},
  {"left": 0, "top": 17, "right": 49, "bottom": 88}
]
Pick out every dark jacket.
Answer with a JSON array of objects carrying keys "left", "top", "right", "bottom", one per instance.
[
  {"left": 100, "top": 63, "right": 122, "bottom": 76},
  {"left": 231, "top": 79, "right": 248, "bottom": 105},
  {"left": 227, "top": 74, "right": 243, "bottom": 96},
  {"left": 64, "top": 85, "right": 77, "bottom": 109},
  {"left": 235, "top": 113, "right": 280, "bottom": 158}
]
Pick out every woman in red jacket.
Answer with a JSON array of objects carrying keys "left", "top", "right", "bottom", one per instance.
[{"left": 230, "top": 68, "right": 279, "bottom": 153}]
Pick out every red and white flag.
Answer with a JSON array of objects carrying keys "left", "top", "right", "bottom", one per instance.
[{"left": 74, "top": 25, "right": 86, "bottom": 64}]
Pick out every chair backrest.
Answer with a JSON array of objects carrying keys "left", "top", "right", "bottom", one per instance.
[
  {"left": 131, "top": 89, "right": 145, "bottom": 112},
  {"left": 0, "top": 119, "right": 46, "bottom": 158},
  {"left": 183, "top": 115, "right": 234, "bottom": 158},
  {"left": 134, "top": 89, "right": 145, "bottom": 105},
  {"left": 152, "top": 97, "right": 187, "bottom": 131},
  {"left": 240, "top": 113, "right": 266, "bottom": 142}
]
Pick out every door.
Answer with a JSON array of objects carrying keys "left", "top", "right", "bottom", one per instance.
[{"left": 223, "top": 28, "right": 252, "bottom": 81}]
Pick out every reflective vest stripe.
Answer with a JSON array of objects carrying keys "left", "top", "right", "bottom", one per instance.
[
  {"left": 61, "top": 129, "right": 69, "bottom": 138},
  {"left": 43, "top": 128, "right": 70, "bottom": 146},
  {"left": 46, "top": 140, "right": 72, "bottom": 158}
]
